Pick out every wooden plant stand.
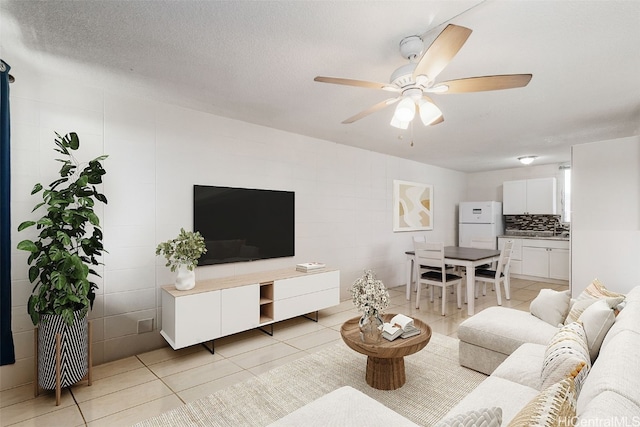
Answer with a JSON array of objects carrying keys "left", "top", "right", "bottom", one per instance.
[{"left": 33, "top": 320, "right": 93, "bottom": 406}]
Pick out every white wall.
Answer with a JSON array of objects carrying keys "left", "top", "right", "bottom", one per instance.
[
  {"left": 2, "top": 57, "right": 466, "bottom": 389},
  {"left": 571, "top": 136, "right": 640, "bottom": 296}
]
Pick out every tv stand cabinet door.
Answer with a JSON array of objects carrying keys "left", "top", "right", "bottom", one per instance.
[
  {"left": 161, "top": 289, "right": 221, "bottom": 349},
  {"left": 221, "top": 284, "right": 260, "bottom": 336},
  {"left": 273, "top": 270, "right": 340, "bottom": 321}
]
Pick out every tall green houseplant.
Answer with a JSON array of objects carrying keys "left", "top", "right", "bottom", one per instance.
[{"left": 17, "top": 132, "right": 108, "bottom": 326}]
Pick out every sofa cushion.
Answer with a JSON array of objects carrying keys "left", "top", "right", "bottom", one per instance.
[
  {"left": 577, "top": 390, "right": 640, "bottom": 422},
  {"left": 601, "top": 287, "right": 640, "bottom": 348},
  {"left": 507, "top": 376, "right": 577, "bottom": 427},
  {"left": 458, "top": 307, "right": 558, "bottom": 356},
  {"left": 541, "top": 322, "right": 590, "bottom": 394},
  {"left": 577, "top": 298, "right": 617, "bottom": 362},
  {"left": 578, "top": 329, "right": 640, "bottom": 412},
  {"left": 442, "top": 376, "right": 539, "bottom": 425},
  {"left": 435, "top": 407, "right": 502, "bottom": 427},
  {"left": 529, "top": 289, "right": 571, "bottom": 326},
  {"left": 267, "top": 386, "right": 419, "bottom": 427},
  {"left": 492, "top": 343, "right": 545, "bottom": 390}
]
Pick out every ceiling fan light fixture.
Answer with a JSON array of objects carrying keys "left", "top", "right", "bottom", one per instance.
[
  {"left": 418, "top": 99, "right": 442, "bottom": 126},
  {"left": 518, "top": 156, "right": 537, "bottom": 165},
  {"left": 394, "top": 97, "right": 416, "bottom": 122},
  {"left": 390, "top": 115, "right": 410, "bottom": 129}
]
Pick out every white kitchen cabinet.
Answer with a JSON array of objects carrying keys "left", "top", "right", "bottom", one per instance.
[
  {"left": 549, "top": 248, "right": 570, "bottom": 280},
  {"left": 503, "top": 178, "right": 557, "bottom": 215},
  {"left": 220, "top": 284, "right": 259, "bottom": 336},
  {"left": 521, "top": 239, "right": 570, "bottom": 281},
  {"left": 522, "top": 246, "right": 550, "bottom": 277}
]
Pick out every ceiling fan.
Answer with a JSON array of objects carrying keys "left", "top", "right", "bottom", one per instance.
[{"left": 314, "top": 24, "right": 532, "bottom": 129}]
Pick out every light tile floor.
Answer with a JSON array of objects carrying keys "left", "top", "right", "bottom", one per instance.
[{"left": 0, "top": 278, "right": 568, "bottom": 426}]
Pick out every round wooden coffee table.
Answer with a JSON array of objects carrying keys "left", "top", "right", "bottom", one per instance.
[{"left": 340, "top": 314, "right": 432, "bottom": 390}]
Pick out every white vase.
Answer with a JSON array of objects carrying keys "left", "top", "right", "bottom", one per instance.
[{"left": 175, "top": 265, "right": 196, "bottom": 291}]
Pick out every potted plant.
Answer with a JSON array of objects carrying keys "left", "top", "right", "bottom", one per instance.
[
  {"left": 350, "top": 270, "right": 389, "bottom": 343},
  {"left": 156, "top": 228, "right": 207, "bottom": 290},
  {"left": 16, "top": 132, "right": 107, "bottom": 393}
]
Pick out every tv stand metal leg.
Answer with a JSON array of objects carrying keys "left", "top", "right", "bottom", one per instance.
[
  {"left": 202, "top": 340, "right": 215, "bottom": 354},
  {"left": 302, "top": 311, "right": 319, "bottom": 323},
  {"left": 258, "top": 323, "right": 274, "bottom": 336}
]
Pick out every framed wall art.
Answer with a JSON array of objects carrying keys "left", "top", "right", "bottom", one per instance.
[{"left": 393, "top": 180, "right": 433, "bottom": 232}]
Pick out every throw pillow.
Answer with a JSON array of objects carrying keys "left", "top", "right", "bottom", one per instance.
[
  {"left": 541, "top": 322, "right": 591, "bottom": 394},
  {"left": 578, "top": 299, "right": 617, "bottom": 362},
  {"left": 530, "top": 289, "right": 571, "bottom": 326},
  {"left": 578, "top": 278, "right": 624, "bottom": 300},
  {"left": 507, "top": 376, "right": 577, "bottom": 427},
  {"left": 565, "top": 278, "right": 625, "bottom": 324},
  {"left": 435, "top": 407, "right": 502, "bottom": 427},
  {"left": 565, "top": 296, "right": 624, "bottom": 325}
]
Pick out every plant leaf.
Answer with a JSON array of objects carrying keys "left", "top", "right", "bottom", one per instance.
[
  {"left": 31, "top": 183, "right": 43, "bottom": 195},
  {"left": 37, "top": 218, "right": 54, "bottom": 226},
  {"left": 17, "top": 240, "right": 38, "bottom": 252},
  {"left": 68, "top": 132, "right": 80, "bottom": 150},
  {"left": 28, "top": 266, "right": 39, "bottom": 283},
  {"left": 17, "top": 221, "right": 36, "bottom": 231}
]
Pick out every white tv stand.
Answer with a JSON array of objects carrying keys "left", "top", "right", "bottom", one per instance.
[{"left": 160, "top": 268, "right": 340, "bottom": 352}]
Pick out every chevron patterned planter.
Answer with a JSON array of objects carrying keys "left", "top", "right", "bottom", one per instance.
[{"left": 37, "top": 310, "right": 88, "bottom": 390}]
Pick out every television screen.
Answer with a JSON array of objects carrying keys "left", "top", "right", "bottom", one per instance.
[{"left": 194, "top": 185, "right": 295, "bottom": 265}]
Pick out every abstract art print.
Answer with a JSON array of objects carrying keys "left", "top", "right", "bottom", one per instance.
[{"left": 393, "top": 180, "right": 433, "bottom": 231}]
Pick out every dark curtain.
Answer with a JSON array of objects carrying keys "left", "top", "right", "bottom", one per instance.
[{"left": 1, "top": 60, "right": 15, "bottom": 365}]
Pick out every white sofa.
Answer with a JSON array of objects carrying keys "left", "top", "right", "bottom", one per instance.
[
  {"left": 271, "top": 287, "right": 640, "bottom": 426},
  {"left": 450, "top": 286, "right": 640, "bottom": 424}
]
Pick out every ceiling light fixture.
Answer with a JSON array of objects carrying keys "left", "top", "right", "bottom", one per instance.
[
  {"left": 418, "top": 99, "right": 441, "bottom": 126},
  {"left": 393, "top": 97, "right": 416, "bottom": 122},
  {"left": 518, "top": 156, "right": 537, "bottom": 165},
  {"left": 390, "top": 115, "right": 410, "bottom": 130}
]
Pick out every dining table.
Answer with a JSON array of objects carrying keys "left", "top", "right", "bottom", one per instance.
[{"left": 405, "top": 246, "right": 501, "bottom": 315}]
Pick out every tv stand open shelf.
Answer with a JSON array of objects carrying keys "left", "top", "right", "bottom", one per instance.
[{"left": 160, "top": 268, "right": 340, "bottom": 352}]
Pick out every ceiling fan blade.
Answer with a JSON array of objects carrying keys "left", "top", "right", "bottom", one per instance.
[
  {"left": 430, "top": 115, "right": 444, "bottom": 126},
  {"left": 413, "top": 24, "right": 472, "bottom": 82},
  {"left": 435, "top": 74, "right": 533, "bottom": 94},
  {"left": 342, "top": 98, "right": 400, "bottom": 124},
  {"left": 314, "top": 76, "right": 399, "bottom": 92}
]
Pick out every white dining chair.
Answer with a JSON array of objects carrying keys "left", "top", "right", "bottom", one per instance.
[
  {"left": 474, "top": 240, "right": 514, "bottom": 305},
  {"left": 414, "top": 241, "right": 463, "bottom": 315},
  {"left": 469, "top": 236, "right": 496, "bottom": 295},
  {"left": 411, "top": 235, "right": 453, "bottom": 294}
]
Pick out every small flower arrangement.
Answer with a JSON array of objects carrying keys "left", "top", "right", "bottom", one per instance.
[
  {"left": 350, "top": 270, "right": 389, "bottom": 316},
  {"left": 156, "top": 228, "right": 207, "bottom": 272}
]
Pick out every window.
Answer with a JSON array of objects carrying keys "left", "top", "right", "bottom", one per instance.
[{"left": 563, "top": 168, "right": 571, "bottom": 222}]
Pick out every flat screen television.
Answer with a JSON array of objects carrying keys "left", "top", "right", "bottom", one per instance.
[{"left": 194, "top": 185, "right": 295, "bottom": 265}]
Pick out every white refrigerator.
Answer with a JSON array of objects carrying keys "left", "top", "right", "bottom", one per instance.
[{"left": 458, "top": 201, "right": 504, "bottom": 249}]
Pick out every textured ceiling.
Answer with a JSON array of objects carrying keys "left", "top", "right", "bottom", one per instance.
[{"left": 2, "top": 0, "right": 639, "bottom": 172}]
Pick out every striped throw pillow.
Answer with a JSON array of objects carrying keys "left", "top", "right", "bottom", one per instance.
[
  {"left": 541, "top": 321, "right": 590, "bottom": 395},
  {"left": 508, "top": 376, "right": 577, "bottom": 427}
]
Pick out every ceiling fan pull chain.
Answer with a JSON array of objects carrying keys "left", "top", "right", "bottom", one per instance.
[{"left": 410, "top": 121, "right": 414, "bottom": 147}]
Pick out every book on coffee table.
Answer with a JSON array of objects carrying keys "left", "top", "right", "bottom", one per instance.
[{"left": 382, "top": 314, "right": 421, "bottom": 341}]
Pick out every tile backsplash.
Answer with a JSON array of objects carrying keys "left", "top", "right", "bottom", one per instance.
[{"left": 505, "top": 214, "right": 570, "bottom": 235}]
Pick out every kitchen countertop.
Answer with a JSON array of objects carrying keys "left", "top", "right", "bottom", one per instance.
[{"left": 499, "top": 234, "right": 569, "bottom": 241}]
